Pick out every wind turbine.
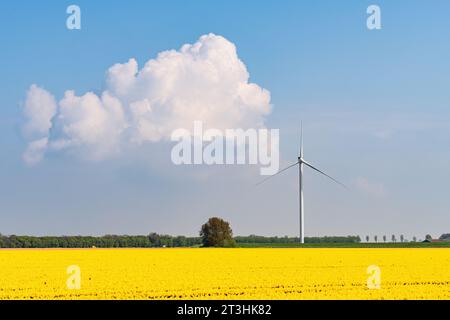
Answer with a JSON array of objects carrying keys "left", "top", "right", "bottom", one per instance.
[{"left": 257, "top": 124, "right": 347, "bottom": 244}]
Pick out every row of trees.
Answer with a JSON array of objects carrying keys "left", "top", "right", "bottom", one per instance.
[
  {"left": 0, "top": 218, "right": 236, "bottom": 248},
  {"left": 363, "top": 234, "right": 432, "bottom": 243},
  {"left": 0, "top": 218, "right": 231, "bottom": 248},
  {"left": 0, "top": 234, "right": 360, "bottom": 248},
  {"left": 0, "top": 234, "right": 203, "bottom": 248},
  {"left": 0, "top": 233, "right": 360, "bottom": 250},
  {"left": 4, "top": 217, "right": 444, "bottom": 248},
  {"left": 234, "top": 235, "right": 361, "bottom": 244}
]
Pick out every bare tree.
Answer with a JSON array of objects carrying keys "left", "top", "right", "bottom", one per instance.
[
  {"left": 391, "top": 234, "right": 396, "bottom": 243},
  {"left": 374, "top": 235, "right": 378, "bottom": 243},
  {"left": 383, "top": 235, "right": 386, "bottom": 243},
  {"left": 366, "top": 235, "right": 370, "bottom": 243}
]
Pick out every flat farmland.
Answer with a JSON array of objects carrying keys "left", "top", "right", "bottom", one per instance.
[{"left": 0, "top": 248, "right": 449, "bottom": 299}]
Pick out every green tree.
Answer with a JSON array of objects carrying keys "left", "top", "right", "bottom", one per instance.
[
  {"left": 439, "top": 234, "right": 450, "bottom": 240},
  {"left": 425, "top": 234, "right": 432, "bottom": 241},
  {"left": 148, "top": 232, "right": 161, "bottom": 247},
  {"left": 200, "top": 217, "right": 236, "bottom": 247},
  {"left": 173, "top": 236, "right": 187, "bottom": 247}
]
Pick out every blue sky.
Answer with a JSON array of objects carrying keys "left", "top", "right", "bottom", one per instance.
[{"left": 1, "top": 1, "right": 450, "bottom": 239}]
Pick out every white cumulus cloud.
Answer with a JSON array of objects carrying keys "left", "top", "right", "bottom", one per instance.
[
  {"left": 22, "top": 85, "right": 57, "bottom": 165},
  {"left": 21, "top": 34, "right": 272, "bottom": 164}
]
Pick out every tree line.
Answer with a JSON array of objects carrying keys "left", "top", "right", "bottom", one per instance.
[
  {"left": 362, "top": 234, "right": 450, "bottom": 243},
  {"left": 0, "top": 234, "right": 203, "bottom": 248},
  {"left": 234, "top": 235, "right": 361, "bottom": 244},
  {"left": 0, "top": 234, "right": 360, "bottom": 248},
  {"left": 13, "top": 216, "right": 436, "bottom": 248}
]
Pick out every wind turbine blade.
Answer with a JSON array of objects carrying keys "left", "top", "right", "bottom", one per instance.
[
  {"left": 256, "top": 161, "right": 299, "bottom": 186},
  {"left": 302, "top": 160, "right": 348, "bottom": 189}
]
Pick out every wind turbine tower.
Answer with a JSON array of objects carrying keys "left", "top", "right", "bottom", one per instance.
[{"left": 298, "top": 125, "right": 304, "bottom": 243}]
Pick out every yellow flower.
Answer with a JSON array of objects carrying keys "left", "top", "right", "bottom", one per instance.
[{"left": 0, "top": 248, "right": 448, "bottom": 300}]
